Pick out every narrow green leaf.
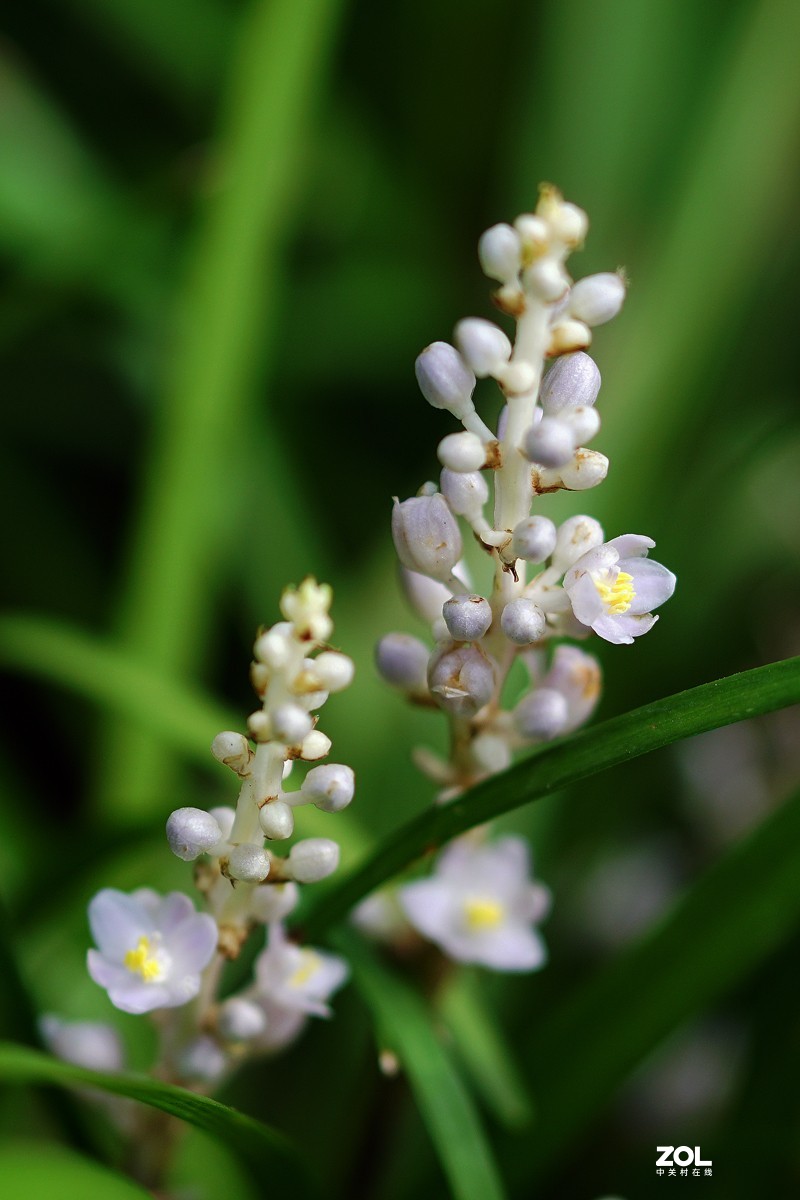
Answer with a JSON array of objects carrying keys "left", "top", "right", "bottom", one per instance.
[
  {"left": 334, "top": 930, "right": 507, "bottom": 1200},
  {"left": 0, "top": 1142, "right": 150, "bottom": 1199},
  {"left": 302, "top": 657, "right": 800, "bottom": 937},
  {"left": 103, "top": 0, "right": 347, "bottom": 817},
  {"left": 438, "top": 972, "right": 534, "bottom": 1130},
  {"left": 0, "top": 1043, "right": 318, "bottom": 1197},
  {"left": 518, "top": 781, "right": 800, "bottom": 1182}
]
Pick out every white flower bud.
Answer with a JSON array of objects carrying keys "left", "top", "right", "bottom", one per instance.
[
  {"left": 568, "top": 272, "right": 625, "bottom": 326},
  {"left": 311, "top": 651, "right": 354, "bottom": 693},
  {"left": 547, "top": 201, "right": 588, "bottom": 246},
  {"left": 415, "top": 342, "right": 476, "bottom": 418},
  {"left": 497, "top": 360, "right": 537, "bottom": 395},
  {"left": 501, "top": 598, "right": 546, "bottom": 645},
  {"left": 440, "top": 469, "right": 488, "bottom": 522},
  {"left": 271, "top": 704, "right": 313, "bottom": 744},
  {"left": 562, "top": 405, "right": 601, "bottom": 444},
  {"left": 248, "top": 880, "right": 300, "bottom": 923},
  {"left": 478, "top": 223, "right": 521, "bottom": 282},
  {"left": 552, "top": 515, "right": 605, "bottom": 571},
  {"left": 548, "top": 319, "right": 592, "bottom": 356},
  {"left": 392, "top": 494, "right": 463, "bottom": 581},
  {"left": 250, "top": 662, "right": 270, "bottom": 694},
  {"left": 510, "top": 516, "right": 558, "bottom": 563},
  {"left": 179, "top": 1036, "right": 228, "bottom": 1083},
  {"left": 524, "top": 260, "right": 569, "bottom": 302},
  {"left": 299, "top": 729, "right": 332, "bottom": 760},
  {"left": 454, "top": 318, "right": 512, "bottom": 378},
  {"left": 375, "top": 632, "right": 430, "bottom": 691},
  {"left": 471, "top": 732, "right": 512, "bottom": 774},
  {"left": 437, "top": 431, "right": 486, "bottom": 473},
  {"left": 40, "top": 1016, "right": 124, "bottom": 1072},
  {"left": 217, "top": 997, "right": 267, "bottom": 1042},
  {"left": 399, "top": 567, "right": 451, "bottom": 625},
  {"left": 523, "top": 417, "right": 576, "bottom": 468},
  {"left": 258, "top": 800, "right": 295, "bottom": 840},
  {"left": 166, "top": 807, "right": 224, "bottom": 862},
  {"left": 247, "top": 711, "right": 272, "bottom": 742},
  {"left": 442, "top": 594, "right": 492, "bottom": 642},
  {"left": 301, "top": 763, "right": 355, "bottom": 813},
  {"left": 228, "top": 844, "right": 270, "bottom": 882},
  {"left": 253, "top": 628, "right": 291, "bottom": 670},
  {"left": 539, "top": 352, "right": 601, "bottom": 414},
  {"left": 559, "top": 448, "right": 609, "bottom": 490},
  {"left": 211, "top": 731, "right": 253, "bottom": 775},
  {"left": 428, "top": 644, "right": 496, "bottom": 717},
  {"left": 289, "top": 837, "right": 340, "bottom": 882},
  {"left": 514, "top": 687, "right": 569, "bottom": 740},
  {"left": 209, "top": 806, "right": 235, "bottom": 844}
]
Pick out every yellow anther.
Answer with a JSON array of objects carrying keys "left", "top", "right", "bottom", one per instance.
[
  {"left": 289, "top": 950, "right": 321, "bottom": 989},
  {"left": 594, "top": 569, "right": 635, "bottom": 615},
  {"left": 124, "top": 936, "right": 163, "bottom": 983},
  {"left": 464, "top": 897, "right": 505, "bottom": 931}
]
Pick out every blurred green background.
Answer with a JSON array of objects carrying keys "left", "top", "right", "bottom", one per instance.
[{"left": 1, "top": 0, "right": 799, "bottom": 1196}]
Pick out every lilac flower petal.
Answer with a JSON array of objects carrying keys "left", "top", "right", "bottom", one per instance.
[
  {"left": 473, "top": 925, "right": 547, "bottom": 971},
  {"left": 131, "top": 888, "right": 162, "bottom": 918},
  {"left": 564, "top": 543, "right": 618, "bottom": 587},
  {"left": 398, "top": 880, "right": 455, "bottom": 938},
  {"left": 155, "top": 891, "right": 197, "bottom": 936},
  {"left": 109, "top": 980, "right": 175, "bottom": 1015},
  {"left": 88, "top": 890, "right": 151, "bottom": 960},
  {"left": 607, "top": 533, "right": 655, "bottom": 558},
  {"left": 623, "top": 558, "right": 676, "bottom": 614},
  {"left": 566, "top": 571, "right": 606, "bottom": 626},
  {"left": 166, "top": 912, "right": 218, "bottom": 975}
]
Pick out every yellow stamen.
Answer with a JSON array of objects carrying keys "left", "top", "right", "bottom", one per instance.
[
  {"left": 124, "top": 935, "right": 163, "bottom": 982},
  {"left": 289, "top": 950, "right": 321, "bottom": 988},
  {"left": 464, "top": 897, "right": 505, "bottom": 931},
  {"left": 594, "top": 569, "right": 635, "bottom": 615}
]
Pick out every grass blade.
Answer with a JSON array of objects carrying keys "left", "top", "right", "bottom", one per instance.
[
  {"left": 302, "top": 657, "right": 800, "bottom": 937},
  {"left": 335, "top": 930, "right": 507, "bottom": 1200}
]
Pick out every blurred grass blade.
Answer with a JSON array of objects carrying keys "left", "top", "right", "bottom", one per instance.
[
  {"left": 0, "top": 614, "right": 372, "bottom": 861},
  {"left": 303, "top": 657, "right": 800, "bottom": 937},
  {"left": 519, "top": 780, "right": 800, "bottom": 1181},
  {"left": 104, "top": 0, "right": 347, "bottom": 817},
  {"left": 0, "top": 1142, "right": 151, "bottom": 1199},
  {"left": 334, "top": 930, "right": 507, "bottom": 1200},
  {"left": 438, "top": 972, "right": 534, "bottom": 1130},
  {"left": 0, "top": 1042, "right": 319, "bottom": 1197}
]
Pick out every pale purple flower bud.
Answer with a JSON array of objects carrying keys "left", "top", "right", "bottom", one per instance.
[
  {"left": 440, "top": 469, "right": 488, "bottom": 522},
  {"left": 300, "top": 763, "right": 355, "bottom": 813},
  {"left": 209, "top": 806, "right": 235, "bottom": 844},
  {"left": 454, "top": 318, "right": 512, "bottom": 378},
  {"left": 392, "top": 494, "right": 462, "bottom": 581},
  {"left": 41, "top": 1016, "right": 124, "bottom": 1072},
  {"left": 471, "top": 732, "right": 512, "bottom": 775},
  {"left": 428, "top": 644, "right": 496, "bottom": 717},
  {"left": 258, "top": 800, "right": 294, "bottom": 840},
  {"left": 568, "top": 272, "right": 625, "bottom": 326},
  {"left": 166, "top": 808, "right": 224, "bottom": 862},
  {"left": 510, "top": 516, "right": 557, "bottom": 563},
  {"left": 478, "top": 223, "right": 522, "bottom": 283},
  {"left": 514, "top": 687, "right": 569, "bottom": 740},
  {"left": 415, "top": 342, "right": 476, "bottom": 418},
  {"left": 541, "top": 644, "right": 602, "bottom": 732},
  {"left": 523, "top": 417, "right": 576, "bottom": 468},
  {"left": 539, "top": 352, "right": 601, "bottom": 414},
  {"left": 289, "top": 838, "right": 340, "bottom": 882},
  {"left": 437, "top": 431, "right": 486, "bottom": 473},
  {"left": 179, "top": 1036, "right": 228, "bottom": 1083},
  {"left": 271, "top": 704, "right": 313, "bottom": 745},
  {"left": 375, "top": 632, "right": 430, "bottom": 692},
  {"left": 562, "top": 405, "right": 601, "bottom": 444},
  {"left": 228, "top": 844, "right": 270, "bottom": 882},
  {"left": 442, "top": 595, "right": 492, "bottom": 642},
  {"left": 501, "top": 598, "right": 546, "bottom": 645},
  {"left": 248, "top": 881, "right": 300, "bottom": 924},
  {"left": 399, "top": 567, "right": 452, "bottom": 624},
  {"left": 552, "top": 515, "right": 605, "bottom": 571},
  {"left": 218, "top": 997, "right": 268, "bottom": 1042}
]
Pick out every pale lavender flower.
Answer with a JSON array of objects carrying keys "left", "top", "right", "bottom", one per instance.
[
  {"left": 40, "top": 1015, "right": 124, "bottom": 1072},
  {"left": 249, "top": 924, "right": 348, "bottom": 1053},
  {"left": 399, "top": 836, "right": 550, "bottom": 971},
  {"left": 563, "top": 534, "right": 676, "bottom": 645},
  {"left": 87, "top": 888, "right": 217, "bottom": 1014}
]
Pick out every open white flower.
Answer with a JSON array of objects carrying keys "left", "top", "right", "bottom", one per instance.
[
  {"left": 399, "top": 836, "right": 551, "bottom": 971},
  {"left": 248, "top": 923, "right": 349, "bottom": 1051},
  {"left": 87, "top": 888, "right": 218, "bottom": 1014},
  {"left": 563, "top": 534, "right": 676, "bottom": 645}
]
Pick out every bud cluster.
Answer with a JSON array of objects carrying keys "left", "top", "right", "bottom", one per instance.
[{"left": 368, "top": 188, "right": 676, "bottom": 970}]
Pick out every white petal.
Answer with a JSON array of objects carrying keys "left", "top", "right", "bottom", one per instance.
[
  {"left": 472, "top": 925, "right": 548, "bottom": 971},
  {"left": 564, "top": 543, "right": 618, "bottom": 587},
  {"left": 108, "top": 980, "right": 174, "bottom": 1015},
  {"left": 593, "top": 611, "right": 658, "bottom": 644},
  {"left": 607, "top": 533, "right": 655, "bottom": 558},
  {"left": 433, "top": 840, "right": 481, "bottom": 886},
  {"left": 516, "top": 882, "right": 552, "bottom": 924},
  {"left": 399, "top": 880, "right": 455, "bottom": 941},
  {"left": 624, "top": 559, "right": 676, "bottom": 614},
  {"left": 88, "top": 890, "right": 151, "bottom": 960},
  {"left": 154, "top": 891, "right": 197, "bottom": 936},
  {"left": 566, "top": 572, "right": 605, "bottom": 627},
  {"left": 167, "top": 912, "right": 218, "bottom": 975}
]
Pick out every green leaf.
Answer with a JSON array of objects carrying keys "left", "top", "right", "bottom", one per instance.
[
  {"left": 0, "top": 1142, "right": 150, "bottom": 1199},
  {"left": 0, "top": 1043, "right": 319, "bottom": 1197},
  {"left": 302, "top": 657, "right": 800, "bottom": 938},
  {"left": 334, "top": 930, "right": 507, "bottom": 1200},
  {"left": 518, "top": 780, "right": 800, "bottom": 1183},
  {"left": 438, "top": 972, "right": 534, "bottom": 1130}
]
